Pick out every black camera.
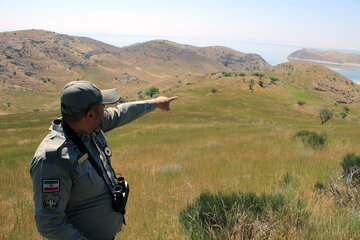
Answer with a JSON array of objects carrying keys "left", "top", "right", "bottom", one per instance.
[{"left": 111, "top": 176, "right": 130, "bottom": 215}]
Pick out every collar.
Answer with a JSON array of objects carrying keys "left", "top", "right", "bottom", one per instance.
[{"left": 51, "top": 118, "right": 94, "bottom": 141}]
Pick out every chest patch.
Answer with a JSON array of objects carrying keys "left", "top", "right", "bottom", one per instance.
[{"left": 42, "top": 179, "right": 60, "bottom": 192}]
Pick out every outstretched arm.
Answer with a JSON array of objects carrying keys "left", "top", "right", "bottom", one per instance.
[{"left": 101, "top": 96, "right": 177, "bottom": 132}]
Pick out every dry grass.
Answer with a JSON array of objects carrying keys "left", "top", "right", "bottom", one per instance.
[{"left": 1, "top": 76, "right": 360, "bottom": 239}]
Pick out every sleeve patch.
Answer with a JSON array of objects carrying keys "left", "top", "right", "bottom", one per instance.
[
  {"left": 42, "top": 179, "right": 60, "bottom": 192},
  {"left": 43, "top": 194, "right": 60, "bottom": 211}
]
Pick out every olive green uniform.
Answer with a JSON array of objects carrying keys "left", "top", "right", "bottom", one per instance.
[{"left": 30, "top": 100, "right": 157, "bottom": 240}]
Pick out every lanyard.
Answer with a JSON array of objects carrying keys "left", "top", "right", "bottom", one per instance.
[{"left": 62, "top": 121, "right": 114, "bottom": 193}]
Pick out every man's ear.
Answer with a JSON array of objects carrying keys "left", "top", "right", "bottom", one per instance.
[{"left": 86, "top": 109, "right": 95, "bottom": 121}]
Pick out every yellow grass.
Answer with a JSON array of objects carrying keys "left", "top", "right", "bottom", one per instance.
[{"left": 1, "top": 75, "right": 360, "bottom": 239}]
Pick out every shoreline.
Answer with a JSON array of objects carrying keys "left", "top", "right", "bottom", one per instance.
[{"left": 287, "top": 57, "right": 360, "bottom": 69}]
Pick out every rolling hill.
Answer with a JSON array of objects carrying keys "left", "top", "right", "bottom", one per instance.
[{"left": 0, "top": 29, "right": 271, "bottom": 90}]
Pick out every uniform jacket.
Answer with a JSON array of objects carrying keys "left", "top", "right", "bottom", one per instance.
[{"left": 30, "top": 100, "right": 157, "bottom": 240}]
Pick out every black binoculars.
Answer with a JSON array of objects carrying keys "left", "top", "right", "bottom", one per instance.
[{"left": 111, "top": 176, "right": 130, "bottom": 215}]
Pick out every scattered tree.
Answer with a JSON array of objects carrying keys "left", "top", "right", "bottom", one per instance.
[
  {"left": 211, "top": 88, "right": 217, "bottom": 94},
  {"left": 344, "top": 106, "right": 350, "bottom": 113},
  {"left": 145, "top": 86, "right": 160, "bottom": 98},
  {"left": 259, "top": 80, "right": 264, "bottom": 88},
  {"left": 319, "top": 108, "right": 334, "bottom": 124},
  {"left": 297, "top": 100, "right": 306, "bottom": 106}
]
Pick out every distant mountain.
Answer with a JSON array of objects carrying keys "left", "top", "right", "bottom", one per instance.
[
  {"left": 120, "top": 40, "right": 272, "bottom": 74},
  {"left": 0, "top": 29, "right": 271, "bottom": 92},
  {"left": 288, "top": 48, "right": 360, "bottom": 67}
]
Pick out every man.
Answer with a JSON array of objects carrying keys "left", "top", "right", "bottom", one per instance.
[{"left": 30, "top": 81, "right": 177, "bottom": 240}]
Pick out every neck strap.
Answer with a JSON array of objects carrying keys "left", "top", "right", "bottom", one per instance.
[{"left": 62, "top": 121, "right": 113, "bottom": 192}]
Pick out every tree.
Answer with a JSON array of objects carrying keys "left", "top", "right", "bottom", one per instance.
[
  {"left": 297, "top": 100, "right": 306, "bottom": 106},
  {"left": 319, "top": 108, "right": 334, "bottom": 124},
  {"left": 259, "top": 80, "right": 264, "bottom": 88},
  {"left": 145, "top": 86, "right": 159, "bottom": 98},
  {"left": 211, "top": 88, "right": 217, "bottom": 94}
]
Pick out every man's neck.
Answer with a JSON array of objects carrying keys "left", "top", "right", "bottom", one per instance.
[{"left": 63, "top": 119, "right": 92, "bottom": 135}]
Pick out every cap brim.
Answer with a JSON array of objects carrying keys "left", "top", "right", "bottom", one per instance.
[{"left": 101, "top": 88, "right": 121, "bottom": 104}]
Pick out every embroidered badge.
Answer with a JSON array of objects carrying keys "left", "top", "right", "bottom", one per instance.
[
  {"left": 78, "top": 153, "right": 88, "bottom": 164},
  {"left": 104, "top": 146, "right": 112, "bottom": 157},
  {"left": 42, "top": 179, "right": 60, "bottom": 192},
  {"left": 43, "top": 194, "right": 60, "bottom": 211}
]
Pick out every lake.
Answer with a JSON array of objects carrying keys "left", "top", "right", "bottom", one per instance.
[{"left": 228, "top": 41, "right": 360, "bottom": 83}]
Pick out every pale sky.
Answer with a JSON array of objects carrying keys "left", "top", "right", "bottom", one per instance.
[{"left": 1, "top": 0, "right": 360, "bottom": 52}]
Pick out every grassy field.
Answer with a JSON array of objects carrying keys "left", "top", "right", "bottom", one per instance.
[{"left": 1, "top": 74, "right": 360, "bottom": 239}]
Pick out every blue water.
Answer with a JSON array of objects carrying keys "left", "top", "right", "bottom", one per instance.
[
  {"left": 227, "top": 41, "right": 360, "bottom": 83},
  {"left": 86, "top": 33, "right": 360, "bottom": 83}
]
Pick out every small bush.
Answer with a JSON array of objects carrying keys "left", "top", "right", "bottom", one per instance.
[
  {"left": 270, "top": 77, "right": 279, "bottom": 85},
  {"left": 340, "top": 112, "right": 347, "bottom": 119},
  {"left": 341, "top": 153, "right": 360, "bottom": 174},
  {"left": 314, "top": 181, "right": 325, "bottom": 191},
  {"left": 295, "top": 130, "right": 327, "bottom": 149},
  {"left": 222, "top": 71, "right": 232, "bottom": 77},
  {"left": 179, "top": 191, "right": 308, "bottom": 240},
  {"left": 344, "top": 106, "right": 350, "bottom": 113}
]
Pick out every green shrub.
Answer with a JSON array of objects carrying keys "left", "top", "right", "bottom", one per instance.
[
  {"left": 179, "top": 191, "right": 308, "bottom": 240},
  {"left": 341, "top": 153, "right": 360, "bottom": 174},
  {"left": 221, "top": 71, "right": 232, "bottom": 77},
  {"left": 295, "top": 130, "right": 327, "bottom": 149},
  {"left": 270, "top": 77, "right": 279, "bottom": 84},
  {"left": 344, "top": 106, "right": 350, "bottom": 113},
  {"left": 314, "top": 181, "right": 325, "bottom": 191}
]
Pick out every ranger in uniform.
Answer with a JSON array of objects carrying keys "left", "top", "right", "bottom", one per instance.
[{"left": 30, "top": 81, "right": 177, "bottom": 240}]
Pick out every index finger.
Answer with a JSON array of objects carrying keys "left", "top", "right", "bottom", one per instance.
[{"left": 169, "top": 96, "right": 178, "bottom": 102}]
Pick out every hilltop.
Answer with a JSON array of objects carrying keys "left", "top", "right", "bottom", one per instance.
[{"left": 288, "top": 48, "right": 360, "bottom": 67}]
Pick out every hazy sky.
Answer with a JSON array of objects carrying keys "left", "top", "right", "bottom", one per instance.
[{"left": 1, "top": 0, "right": 359, "bottom": 51}]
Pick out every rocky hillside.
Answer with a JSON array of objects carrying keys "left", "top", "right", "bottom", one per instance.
[
  {"left": 121, "top": 40, "right": 272, "bottom": 74},
  {"left": 288, "top": 48, "right": 360, "bottom": 67},
  {"left": 0, "top": 30, "right": 271, "bottom": 92},
  {"left": 0, "top": 29, "right": 122, "bottom": 90},
  {"left": 274, "top": 60, "right": 360, "bottom": 103}
]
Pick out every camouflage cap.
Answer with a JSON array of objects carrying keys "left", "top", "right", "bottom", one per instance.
[{"left": 61, "top": 81, "right": 120, "bottom": 115}]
